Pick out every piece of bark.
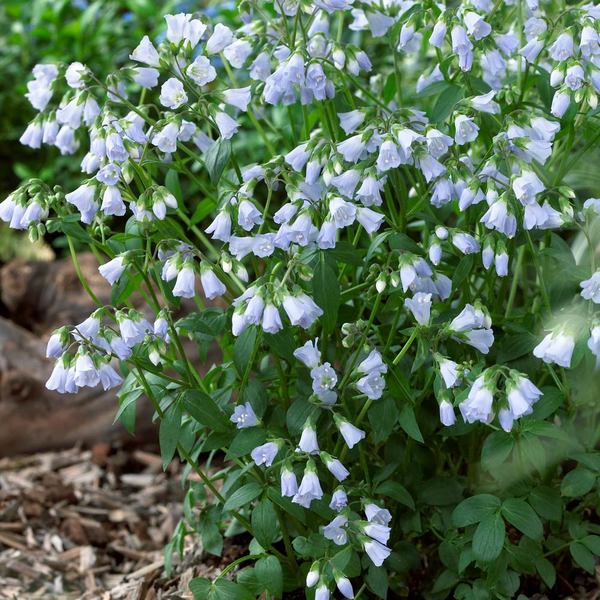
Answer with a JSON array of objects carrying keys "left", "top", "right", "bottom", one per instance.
[
  {"left": 0, "top": 314, "right": 156, "bottom": 456},
  {"left": 0, "top": 253, "right": 111, "bottom": 336}
]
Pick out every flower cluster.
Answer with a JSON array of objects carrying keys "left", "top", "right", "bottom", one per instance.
[{"left": 6, "top": 0, "right": 600, "bottom": 596}]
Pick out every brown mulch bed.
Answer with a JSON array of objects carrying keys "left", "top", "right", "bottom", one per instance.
[
  {"left": 0, "top": 443, "right": 244, "bottom": 600},
  {"left": 3, "top": 443, "right": 600, "bottom": 600}
]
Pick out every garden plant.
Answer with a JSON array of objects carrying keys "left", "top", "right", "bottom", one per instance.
[{"left": 4, "top": 0, "right": 600, "bottom": 597}]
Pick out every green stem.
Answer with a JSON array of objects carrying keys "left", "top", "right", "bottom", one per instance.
[
  {"left": 505, "top": 245, "right": 525, "bottom": 319},
  {"left": 67, "top": 236, "right": 102, "bottom": 306},
  {"left": 392, "top": 329, "right": 418, "bottom": 366}
]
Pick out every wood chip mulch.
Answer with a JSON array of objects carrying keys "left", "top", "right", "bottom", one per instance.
[{"left": 0, "top": 443, "right": 245, "bottom": 600}]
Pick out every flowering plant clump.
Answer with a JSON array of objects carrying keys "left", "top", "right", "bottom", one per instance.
[{"left": 6, "top": 0, "right": 600, "bottom": 596}]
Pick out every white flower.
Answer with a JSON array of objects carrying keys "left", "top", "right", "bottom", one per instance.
[
  {"left": 356, "top": 372, "right": 386, "bottom": 400},
  {"left": 101, "top": 187, "right": 126, "bottom": 217},
  {"left": 73, "top": 353, "right": 100, "bottom": 388},
  {"left": 187, "top": 56, "right": 217, "bottom": 86},
  {"left": 533, "top": 332, "right": 575, "bottom": 368},
  {"left": 430, "top": 20, "right": 447, "bottom": 48},
  {"left": 512, "top": 170, "right": 545, "bottom": 204},
  {"left": 459, "top": 375, "right": 494, "bottom": 424},
  {"left": 234, "top": 200, "right": 262, "bottom": 231},
  {"left": 519, "top": 38, "right": 544, "bottom": 63},
  {"left": 131, "top": 67, "right": 159, "bottom": 89},
  {"left": 215, "top": 112, "right": 239, "bottom": 139},
  {"left": 306, "top": 563, "right": 320, "bottom": 587},
  {"left": 551, "top": 91, "right": 570, "bottom": 118},
  {"left": 292, "top": 462, "right": 323, "bottom": 508},
  {"left": 330, "top": 488, "right": 348, "bottom": 511},
  {"left": 251, "top": 441, "right": 279, "bottom": 466},
  {"left": 549, "top": 32, "right": 574, "bottom": 61},
  {"left": 450, "top": 304, "right": 489, "bottom": 332},
  {"left": 363, "top": 538, "right": 391, "bottom": 567},
  {"left": 337, "top": 135, "right": 367, "bottom": 163},
  {"left": 20, "top": 122, "right": 43, "bottom": 149},
  {"left": 200, "top": 268, "right": 226, "bottom": 300},
  {"left": 322, "top": 453, "right": 349, "bottom": 482},
  {"left": 451, "top": 25, "right": 473, "bottom": 70},
  {"left": 323, "top": 515, "right": 348, "bottom": 545},
  {"left": 498, "top": 408, "right": 514, "bottom": 432},
  {"left": 293, "top": 340, "right": 321, "bottom": 370},
  {"left": 165, "top": 13, "right": 206, "bottom": 47},
  {"left": 495, "top": 252, "right": 509, "bottom": 276},
  {"left": 565, "top": 65, "right": 584, "bottom": 90},
  {"left": 471, "top": 91, "right": 500, "bottom": 114},
  {"left": 75, "top": 313, "right": 101, "bottom": 341},
  {"left": 463, "top": 12, "right": 491, "bottom": 40},
  {"left": 285, "top": 143, "right": 310, "bottom": 171},
  {"left": 46, "top": 332, "right": 66, "bottom": 359},
  {"left": 587, "top": 325, "right": 600, "bottom": 367},
  {"left": 205, "top": 211, "right": 231, "bottom": 242},
  {"left": 98, "top": 362, "right": 123, "bottom": 391},
  {"left": 282, "top": 293, "right": 323, "bottom": 328},
  {"left": 223, "top": 87, "right": 252, "bottom": 111},
  {"left": 439, "top": 400, "right": 456, "bottom": 426},
  {"left": 331, "top": 169, "right": 360, "bottom": 197},
  {"left": 230, "top": 402, "right": 258, "bottom": 429},
  {"left": 65, "top": 183, "right": 98, "bottom": 224},
  {"left": 336, "top": 576, "right": 354, "bottom": 599},
  {"left": 173, "top": 265, "right": 196, "bottom": 298},
  {"left": 356, "top": 175, "right": 384, "bottom": 207},
  {"left": 152, "top": 122, "right": 179, "bottom": 153},
  {"left": 404, "top": 292, "right": 432, "bottom": 326},
  {"left": 280, "top": 466, "right": 298, "bottom": 497},
  {"left": 507, "top": 375, "right": 542, "bottom": 417},
  {"left": 481, "top": 199, "right": 517, "bottom": 238},
  {"left": 580, "top": 26, "right": 599, "bottom": 58},
  {"left": 262, "top": 303, "right": 283, "bottom": 334},
  {"left": 160, "top": 78, "right": 188, "bottom": 109},
  {"left": 98, "top": 256, "right": 126, "bottom": 285},
  {"left": 206, "top": 23, "right": 234, "bottom": 54},
  {"left": 439, "top": 357, "right": 460, "bottom": 388},
  {"left": 452, "top": 232, "right": 480, "bottom": 254},
  {"left": 223, "top": 39, "right": 253, "bottom": 68},
  {"left": 65, "top": 62, "right": 86, "bottom": 88},
  {"left": 338, "top": 110, "right": 365, "bottom": 134},
  {"left": 362, "top": 521, "right": 391, "bottom": 544},
  {"left": 118, "top": 314, "right": 152, "bottom": 347},
  {"left": 46, "top": 357, "right": 77, "bottom": 394},
  {"left": 365, "top": 503, "right": 392, "bottom": 525},
  {"left": 329, "top": 197, "right": 357, "bottom": 228},
  {"left": 298, "top": 421, "right": 320, "bottom": 454},
  {"left": 129, "top": 36, "right": 160, "bottom": 67},
  {"left": 244, "top": 294, "right": 265, "bottom": 325},
  {"left": 336, "top": 417, "right": 366, "bottom": 449},
  {"left": 454, "top": 115, "right": 479, "bottom": 145},
  {"left": 580, "top": 272, "right": 600, "bottom": 303},
  {"left": 376, "top": 139, "right": 402, "bottom": 172},
  {"left": 250, "top": 52, "right": 271, "bottom": 81},
  {"left": 357, "top": 349, "right": 387, "bottom": 375},
  {"left": 311, "top": 363, "right": 338, "bottom": 398},
  {"left": 464, "top": 328, "right": 495, "bottom": 353},
  {"left": 357, "top": 207, "right": 384, "bottom": 233},
  {"left": 315, "top": 585, "right": 330, "bottom": 600}
]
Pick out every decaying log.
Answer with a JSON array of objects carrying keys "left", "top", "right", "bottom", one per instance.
[
  {"left": 0, "top": 253, "right": 112, "bottom": 335},
  {"left": 0, "top": 253, "right": 220, "bottom": 456},
  {"left": 0, "top": 314, "right": 156, "bottom": 456},
  {"left": 0, "top": 254, "right": 153, "bottom": 456}
]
